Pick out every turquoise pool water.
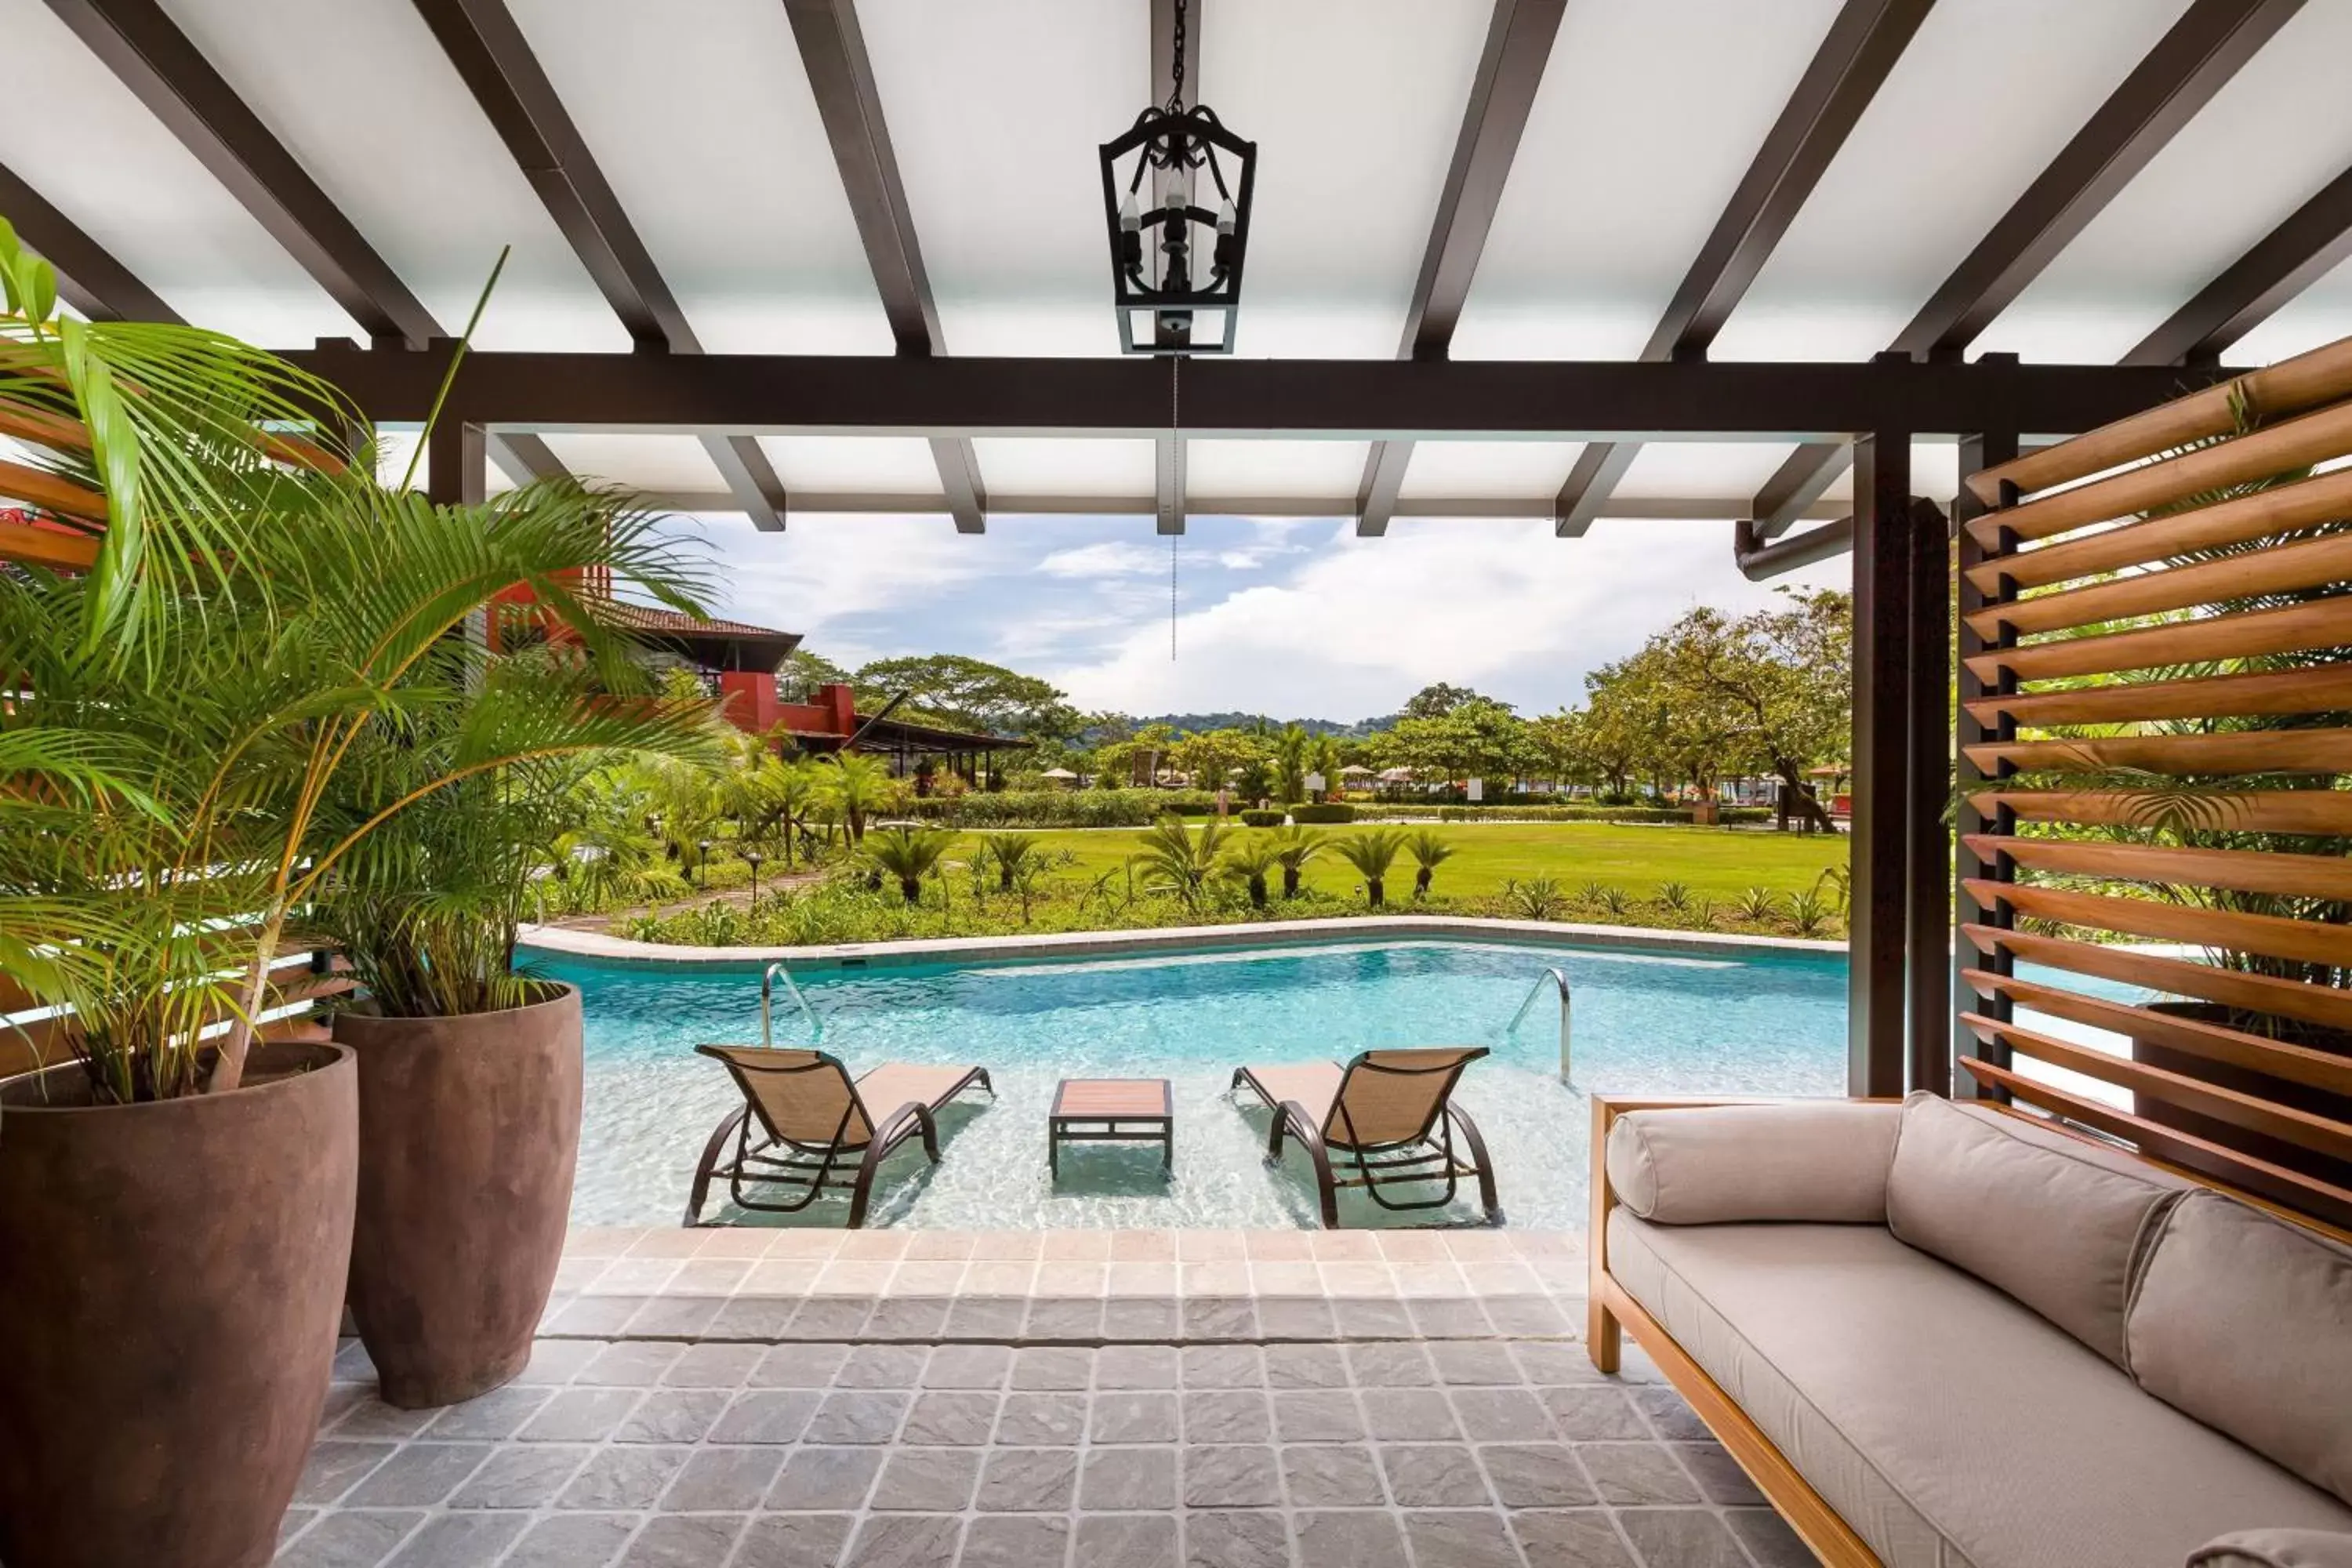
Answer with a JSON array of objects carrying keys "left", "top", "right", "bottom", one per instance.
[{"left": 535, "top": 936, "right": 1853, "bottom": 1231}]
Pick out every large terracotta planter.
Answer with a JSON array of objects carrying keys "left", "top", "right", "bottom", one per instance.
[
  {"left": 337, "top": 984, "right": 583, "bottom": 1408},
  {"left": 0, "top": 1041, "right": 358, "bottom": 1568}
]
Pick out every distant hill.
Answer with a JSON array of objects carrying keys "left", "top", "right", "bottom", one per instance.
[{"left": 1125, "top": 712, "right": 1396, "bottom": 739}]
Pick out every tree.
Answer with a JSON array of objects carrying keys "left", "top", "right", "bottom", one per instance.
[
  {"left": 816, "top": 752, "right": 898, "bottom": 841},
  {"left": 1097, "top": 721, "right": 1178, "bottom": 787},
  {"left": 1381, "top": 699, "right": 1534, "bottom": 789},
  {"left": 854, "top": 653, "right": 1081, "bottom": 740},
  {"left": 1130, "top": 814, "right": 1229, "bottom": 909},
  {"left": 863, "top": 825, "right": 956, "bottom": 904},
  {"left": 1221, "top": 837, "right": 1280, "bottom": 909},
  {"left": 1406, "top": 830, "right": 1456, "bottom": 899},
  {"left": 1400, "top": 682, "right": 1490, "bottom": 720},
  {"left": 1658, "top": 590, "right": 1850, "bottom": 830},
  {"left": 780, "top": 647, "right": 853, "bottom": 695},
  {"left": 1269, "top": 825, "right": 1325, "bottom": 898},
  {"left": 1273, "top": 724, "right": 1309, "bottom": 803},
  {"left": 1170, "top": 728, "right": 1262, "bottom": 793},
  {"left": 1333, "top": 829, "right": 1408, "bottom": 909}
]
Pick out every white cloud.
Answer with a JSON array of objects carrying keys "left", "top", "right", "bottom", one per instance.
[{"left": 1037, "top": 542, "right": 1167, "bottom": 579}]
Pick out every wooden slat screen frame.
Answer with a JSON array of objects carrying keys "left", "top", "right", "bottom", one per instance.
[{"left": 1959, "top": 336, "right": 2352, "bottom": 1229}]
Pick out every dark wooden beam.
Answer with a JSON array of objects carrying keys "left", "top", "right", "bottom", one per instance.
[
  {"left": 287, "top": 343, "right": 2241, "bottom": 443},
  {"left": 1893, "top": 0, "right": 2302, "bottom": 358},
  {"left": 1848, "top": 429, "right": 1913, "bottom": 1098},
  {"left": 782, "top": 0, "right": 982, "bottom": 531},
  {"left": 2125, "top": 162, "right": 2352, "bottom": 365},
  {"left": 412, "top": 0, "right": 788, "bottom": 530},
  {"left": 1751, "top": 440, "right": 1853, "bottom": 536},
  {"left": 0, "top": 158, "right": 181, "bottom": 323},
  {"left": 1359, "top": 0, "right": 1566, "bottom": 538},
  {"left": 1553, "top": 443, "right": 1638, "bottom": 538},
  {"left": 1904, "top": 489, "right": 1951, "bottom": 1094},
  {"left": 1551, "top": 0, "right": 1932, "bottom": 532}
]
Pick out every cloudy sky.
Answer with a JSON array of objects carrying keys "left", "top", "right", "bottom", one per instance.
[{"left": 654, "top": 510, "right": 1845, "bottom": 723}]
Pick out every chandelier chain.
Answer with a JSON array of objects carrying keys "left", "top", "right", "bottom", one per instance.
[
  {"left": 1167, "top": 0, "right": 1187, "bottom": 111},
  {"left": 1170, "top": 356, "right": 1180, "bottom": 659}
]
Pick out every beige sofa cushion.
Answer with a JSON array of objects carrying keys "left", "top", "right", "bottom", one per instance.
[
  {"left": 1887, "top": 1092, "right": 2190, "bottom": 1365},
  {"left": 2130, "top": 1192, "right": 2352, "bottom": 1506},
  {"left": 2189, "top": 1530, "right": 2352, "bottom": 1568},
  {"left": 1607, "top": 1210, "right": 2352, "bottom": 1568},
  {"left": 1606, "top": 1101, "right": 1900, "bottom": 1225}
]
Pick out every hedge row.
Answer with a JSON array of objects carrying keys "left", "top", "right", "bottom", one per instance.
[
  {"left": 1356, "top": 803, "right": 1775, "bottom": 825},
  {"left": 899, "top": 789, "right": 1221, "bottom": 827}
]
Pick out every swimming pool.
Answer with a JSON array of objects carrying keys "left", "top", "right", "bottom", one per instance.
[{"left": 535, "top": 935, "right": 1853, "bottom": 1231}]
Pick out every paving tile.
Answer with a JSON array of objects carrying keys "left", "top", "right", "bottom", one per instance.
[
  {"left": 1263, "top": 1345, "right": 1347, "bottom": 1389},
  {"left": 1080, "top": 1446, "right": 1179, "bottom": 1509},
  {"left": 976, "top": 1447, "right": 1079, "bottom": 1512},
  {"left": 1182, "top": 1511, "right": 1290, "bottom": 1568},
  {"left": 1378, "top": 1443, "right": 1493, "bottom": 1507},
  {"left": 663, "top": 1343, "right": 763, "bottom": 1387},
  {"left": 421, "top": 1386, "right": 552, "bottom": 1441},
  {"left": 959, "top": 1514, "right": 1070, "bottom": 1568},
  {"left": 870, "top": 1447, "right": 981, "bottom": 1511},
  {"left": 1279, "top": 1445, "right": 1385, "bottom": 1508},
  {"left": 619, "top": 1512, "right": 746, "bottom": 1567},
  {"left": 1272, "top": 1391, "right": 1364, "bottom": 1443},
  {"left": 1632, "top": 1385, "right": 1712, "bottom": 1442},
  {"left": 1614, "top": 1508, "right": 1749, "bottom": 1568},
  {"left": 521, "top": 1388, "right": 642, "bottom": 1442},
  {"left": 1726, "top": 1508, "right": 1816, "bottom": 1568},
  {"left": 1102, "top": 1298, "right": 1181, "bottom": 1341},
  {"left": 1095, "top": 1345, "right": 1180, "bottom": 1388},
  {"left": 706, "top": 1297, "right": 801, "bottom": 1338},
  {"left": 1451, "top": 1387, "right": 1554, "bottom": 1442},
  {"left": 1255, "top": 1298, "right": 1336, "bottom": 1339},
  {"left": 498, "top": 1512, "right": 638, "bottom": 1568},
  {"left": 276, "top": 1510, "right": 422, "bottom": 1568},
  {"left": 1577, "top": 1443, "right": 1702, "bottom": 1505},
  {"left": 278, "top": 1508, "right": 320, "bottom": 1548},
  {"left": 1182, "top": 1390, "right": 1272, "bottom": 1444},
  {"left": 577, "top": 1342, "right": 684, "bottom": 1387},
  {"left": 1428, "top": 1341, "right": 1523, "bottom": 1385},
  {"left": 1181, "top": 1445, "right": 1282, "bottom": 1508},
  {"left": 1024, "top": 1296, "right": 1105, "bottom": 1338},
  {"left": 924, "top": 1344, "right": 1012, "bottom": 1388},
  {"left": 765, "top": 1446, "right": 884, "bottom": 1511},
  {"left": 837, "top": 1345, "right": 928, "bottom": 1389},
  {"left": 560, "top": 1447, "right": 691, "bottom": 1509},
  {"left": 1073, "top": 1514, "right": 1178, "bottom": 1568},
  {"left": 1678, "top": 1441, "right": 1766, "bottom": 1506},
  {"left": 1509, "top": 1511, "right": 1635, "bottom": 1568},
  {"left": 1541, "top": 1386, "right": 1649, "bottom": 1440},
  {"left": 1180, "top": 1296, "right": 1257, "bottom": 1341},
  {"left": 749, "top": 1343, "right": 851, "bottom": 1388},
  {"left": 866, "top": 1297, "right": 953, "bottom": 1338},
  {"left": 1328, "top": 1298, "right": 1414, "bottom": 1338},
  {"left": 295, "top": 1440, "right": 396, "bottom": 1505},
  {"left": 331, "top": 1403, "right": 438, "bottom": 1441},
  {"left": 995, "top": 1392, "right": 1086, "bottom": 1446},
  {"left": 515, "top": 1338, "right": 603, "bottom": 1385},
  {"left": 786, "top": 1297, "right": 874, "bottom": 1340},
  {"left": 343, "top": 1445, "right": 491, "bottom": 1507},
  {"left": 946, "top": 1298, "right": 1029, "bottom": 1339},
  {"left": 1009, "top": 1346, "right": 1094, "bottom": 1390},
  {"left": 843, "top": 1514, "right": 963, "bottom": 1568},
  {"left": 614, "top": 1389, "right": 731, "bottom": 1444},
  {"left": 733, "top": 1514, "right": 856, "bottom": 1568},
  {"left": 709, "top": 1390, "right": 822, "bottom": 1444},
  {"left": 447, "top": 1445, "right": 591, "bottom": 1508},
  {"left": 661, "top": 1446, "right": 785, "bottom": 1510},
  {"left": 1291, "top": 1510, "right": 1406, "bottom": 1568},
  {"left": 1479, "top": 1443, "right": 1596, "bottom": 1508},
  {"left": 383, "top": 1513, "right": 527, "bottom": 1568},
  {"left": 1345, "top": 1343, "right": 1435, "bottom": 1387},
  {"left": 1091, "top": 1391, "right": 1179, "bottom": 1443},
  {"left": 545, "top": 1297, "right": 646, "bottom": 1337},
  {"left": 626, "top": 1296, "right": 724, "bottom": 1337},
  {"left": 903, "top": 1391, "right": 1000, "bottom": 1445},
  {"left": 804, "top": 1390, "right": 909, "bottom": 1443},
  {"left": 1179, "top": 1345, "right": 1264, "bottom": 1388},
  {"left": 1400, "top": 1511, "right": 1520, "bottom": 1568},
  {"left": 1359, "top": 1389, "right": 1459, "bottom": 1442}
]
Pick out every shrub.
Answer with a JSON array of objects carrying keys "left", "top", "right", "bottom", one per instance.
[
  {"left": 900, "top": 788, "right": 1218, "bottom": 828},
  {"left": 1657, "top": 880, "right": 1691, "bottom": 913},
  {"left": 1503, "top": 877, "right": 1566, "bottom": 920},
  {"left": 1734, "top": 886, "right": 1783, "bottom": 924},
  {"left": 1289, "top": 803, "right": 1357, "bottom": 824},
  {"left": 1236, "top": 808, "right": 1287, "bottom": 827}
]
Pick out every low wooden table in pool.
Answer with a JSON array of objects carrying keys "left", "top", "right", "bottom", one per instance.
[{"left": 1048, "top": 1077, "right": 1174, "bottom": 1178}]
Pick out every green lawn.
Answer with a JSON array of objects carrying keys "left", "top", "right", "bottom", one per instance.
[{"left": 993, "top": 821, "right": 1846, "bottom": 904}]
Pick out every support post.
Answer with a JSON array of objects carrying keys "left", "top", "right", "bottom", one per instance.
[
  {"left": 1951, "top": 428, "right": 2021, "bottom": 1101},
  {"left": 428, "top": 419, "right": 490, "bottom": 652},
  {"left": 1904, "top": 490, "right": 1951, "bottom": 1094},
  {"left": 1847, "top": 430, "right": 1911, "bottom": 1098}
]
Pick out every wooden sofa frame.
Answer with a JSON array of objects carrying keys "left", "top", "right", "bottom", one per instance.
[{"left": 1585, "top": 1094, "right": 2352, "bottom": 1568}]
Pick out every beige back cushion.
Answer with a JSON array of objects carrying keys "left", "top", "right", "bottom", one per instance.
[
  {"left": 2130, "top": 1192, "right": 2352, "bottom": 1508},
  {"left": 2189, "top": 1530, "right": 2352, "bottom": 1568},
  {"left": 1887, "top": 1092, "right": 2190, "bottom": 1367},
  {"left": 1606, "top": 1101, "right": 1900, "bottom": 1225}
]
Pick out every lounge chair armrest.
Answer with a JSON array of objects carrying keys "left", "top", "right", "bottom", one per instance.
[
  {"left": 2190, "top": 1531, "right": 2352, "bottom": 1568},
  {"left": 1606, "top": 1100, "right": 1900, "bottom": 1225},
  {"left": 870, "top": 1099, "right": 940, "bottom": 1160}
]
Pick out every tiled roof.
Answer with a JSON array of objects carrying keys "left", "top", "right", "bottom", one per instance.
[{"left": 593, "top": 603, "right": 798, "bottom": 641}]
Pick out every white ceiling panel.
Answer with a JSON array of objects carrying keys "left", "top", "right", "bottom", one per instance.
[
  {"left": 975, "top": 438, "right": 1156, "bottom": 496},
  {"left": 1976, "top": 6, "right": 2352, "bottom": 364},
  {"left": 1188, "top": 439, "right": 1370, "bottom": 499},
  {"left": 2231, "top": 252, "right": 2352, "bottom": 366},
  {"left": 1452, "top": 0, "right": 1845, "bottom": 362},
  {"left": 543, "top": 435, "right": 728, "bottom": 492},
  {"left": 757, "top": 436, "right": 947, "bottom": 493},
  {"left": 1711, "top": 0, "right": 2198, "bottom": 363},
  {"left": 0, "top": 2, "right": 356, "bottom": 345},
  {"left": 1204, "top": 1, "right": 1489, "bottom": 359},
  {"left": 510, "top": 0, "right": 895, "bottom": 356},
  {"left": 1813, "top": 437, "right": 1961, "bottom": 505},
  {"left": 1396, "top": 440, "right": 1582, "bottom": 499},
  {"left": 161, "top": 0, "right": 630, "bottom": 351},
  {"left": 1618, "top": 443, "right": 1797, "bottom": 501},
  {"left": 860, "top": 0, "right": 1144, "bottom": 358}
]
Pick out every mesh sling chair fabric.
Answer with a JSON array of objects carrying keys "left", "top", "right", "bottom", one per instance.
[
  {"left": 1232, "top": 1047, "right": 1499, "bottom": 1227},
  {"left": 684, "top": 1045, "right": 993, "bottom": 1228}
]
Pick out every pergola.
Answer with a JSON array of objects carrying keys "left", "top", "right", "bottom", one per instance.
[{"left": 7, "top": 0, "right": 2352, "bottom": 1098}]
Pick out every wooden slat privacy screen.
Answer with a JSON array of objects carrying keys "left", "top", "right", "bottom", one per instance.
[{"left": 1961, "top": 336, "right": 2352, "bottom": 1229}]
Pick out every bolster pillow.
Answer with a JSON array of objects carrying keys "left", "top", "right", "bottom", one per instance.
[
  {"left": 2189, "top": 1530, "right": 2352, "bottom": 1568},
  {"left": 1605, "top": 1101, "right": 1900, "bottom": 1225}
]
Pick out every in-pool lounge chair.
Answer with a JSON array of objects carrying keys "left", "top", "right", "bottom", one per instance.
[
  {"left": 684, "top": 1046, "right": 993, "bottom": 1228},
  {"left": 1232, "top": 1047, "right": 1499, "bottom": 1227}
]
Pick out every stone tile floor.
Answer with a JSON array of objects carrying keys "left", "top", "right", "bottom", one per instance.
[{"left": 280, "top": 1229, "right": 1813, "bottom": 1568}]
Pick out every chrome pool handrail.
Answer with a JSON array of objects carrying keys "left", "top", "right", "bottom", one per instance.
[
  {"left": 760, "top": 960, "right": 821, "bottom": 1046},
  {"left": 1506, "top": 967, "right": 1572, "bottom": 1083}
]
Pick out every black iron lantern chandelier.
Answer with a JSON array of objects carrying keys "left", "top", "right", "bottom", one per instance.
[{"left": 1099, "top": 0, "right": 1256, "bottom": 355}]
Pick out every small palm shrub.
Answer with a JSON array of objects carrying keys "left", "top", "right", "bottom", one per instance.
[
  {"left": 1268, "top": 824, "right": 1326, "bottom": 898},
  {"left": 1787, "top": 888, "right": 1833, "bottom": 938},
  {"left": 863, "top": 825, "right": 958, "bottom": 905},
  {"left": 1406, "top": 830, "right": 1456, "bottom": 900},
  {"left": 1577, "top": 879, "right": 1610, "bottom": 907},
  {"left": 1130, "top": 813, "right": 1229, "bottom": 909},
  {"left": 980, "top": 831, "right": 1036, "bottom": 892},
  {"left": 1221, "top": 837, "right": 1283, "bottom": 909},
  {"left": 1504, "top": 877, "right": 1566, "bottom": 920},
  {"left": 1734, "top": 886, "right": 1782, "bottom": 924},
  {"left": 1691, "top": 898, "right": 1718, "bottom": 930},
  {"left": 1334, "top": 829, "right": 1408, "bottom": 908},
  {"left": 1596, "top": 885, "right": 1635, "bottom": 917},
  {"left": 1657, "top": 880, "right": 1691, "bottom": 913}
]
